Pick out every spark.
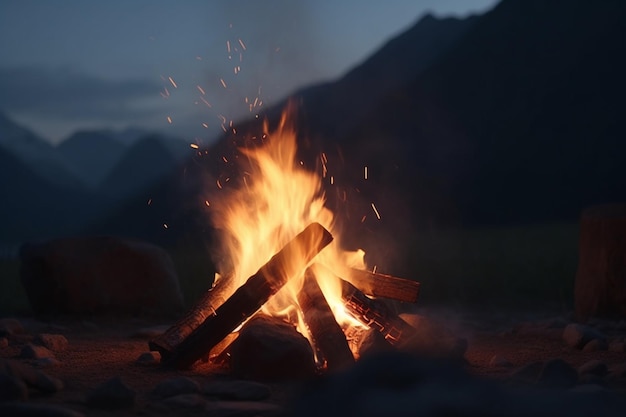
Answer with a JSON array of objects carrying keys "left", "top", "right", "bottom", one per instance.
[
  {"left": 222, "top": 156, "right": 228, "bottom": 163},
  {"left": 199, "top": 97, "right": 212, "bottom": 108},
  {"left": 195, "top": 56, "right": 202, "bottom": 60},
  {"left": 168, "top": 76, "right": 177, "bottom": 88},
  {"left": 147, "top": 198, "right": 152, "bottom": 206},
  {"left": 205, "top": 200, "right": 211, "bottom": 207},
  {"left": 226, "top": 40, "right": 231, "bottom": 53},
  {"left": 364, "top": 166, "right": 368, "bottom": 180},
  {"left": 163, "top": 223, "right": 169, "bottom": 229},
  {"left": 216, "top": 179, "right": 223, "bottom": 189},
  {"left": 166, "top": 116, "right": 172, "bottom": 124},
  {"left": 220, "top": 78, "right": 227, "bottom": 88},
  {"left": 372, "top": 265, "right": 378, "bottom": 274},
  {"left": 196, "top": 85, "right": 206, "bottom": 95},
  {"left": 190, "top": 143, "right": 199, "bottom": 149},
  {"left": 330, "top": 176, "right": 334, "bottom": 185},
  {"left": 371, "top": 202, "right": 381, "bottom": 220},
  {"left": 361, "top": 215, "right": 367, "bottom": 223},
  {"left": 238, "top": 38, "right": 247, "bottom": 50},
  {"left": 202, "top": 123, "right": 209, "bottom": 128}
]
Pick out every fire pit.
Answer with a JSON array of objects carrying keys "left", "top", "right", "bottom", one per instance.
[{"left": 149, "top": 105, "right": 421, "bottom": 374}]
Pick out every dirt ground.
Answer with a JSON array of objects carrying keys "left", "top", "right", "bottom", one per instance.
[{"left": 2, "top": 310, "right": 626, "bottom": 416}]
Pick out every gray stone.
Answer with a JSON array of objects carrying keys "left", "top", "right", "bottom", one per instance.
[
  {"left": 398, "top": 313, "right": 468, "bottom": 360},
  {"left": 578, "top": 359, "right": 608, "bottom": 376},
  {"left": 1, "top": 358, "right": 64, "bottom": 394},
  {"left": 489, "top": 355, "right": 513, "bottom": 368},
  {"left": 578, "top": 373, "right": 607, "bottom": 386},
  {"left": 0, "top": 373, "right": 28, "bottom": 401},
  {"left": 0, "top": 337, "right": 8, "bottom": 348},
  {"left": 161, "top": 393, "right": 208, "bottom": 410},
  {"left": 582, "top": 338, "right": 608, "bottom": 352},
  {"left": 152, "top": 376, "right": 200, "bottom": 398},
  {"left": 203, "top": 380, "right": 272, "bottom": 401},
  {"left": 609, "top": 341, "right": 626, "bottom": 352},
  {"left": 35, "top": 334, "right": 68, "bottom": 352},
  {"left": 204, "top": 400, "right": 284, "bottom": 417},
  {"left": 135, "top": 351, "right": 160, "bottom": 365},
  {"left": 230, "top": 314, "right": 316, "bottom": 380},
  {"left": 87, "top": 376, "right": 135, "bottom": 410},
  {"left": 0, "top": 318, "right": 24, "bottom": 336},
  {"left": 19, "top": 236, "right": 184, "bottom": 316},
  {"left": 537, "top": 359, "right": 578, "bottom": 388},
  {"left": 563, "top": 323, "right": 606, "bottom": 349},
  {"left": 20, "top": 343, "right": 55, "bottom": 359},
  {"left": 0, "top": 403, "right": 84, "bottom": 417},
  {"left": 510, "top": 361, "right": 544, "bottom": 384},
  {"left": 35, "top": 357, "right": 62, "bottom": 368}
]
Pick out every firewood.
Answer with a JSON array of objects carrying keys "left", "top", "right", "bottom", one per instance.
[
  {"left": 149, "top": 278, "right": 234, "bottom": 360},
  {"left": 298, "top": 268, "right": 354, "bottom": 371},
  {"left": 163, "top": 222, "right": 333, "bottom": 369},
  {"left": 348, "top": 268, "right": 420, "bottom": 303},
  {"left": 340, "top": 278, "right": 417, "bottom": 346}
]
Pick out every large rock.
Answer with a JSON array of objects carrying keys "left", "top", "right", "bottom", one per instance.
[
  {"left": 575, "top": 204, "right": 626, "bottom": 319},
  {"left": 19, "top": 236, "right": 184, "bottom": 316}
]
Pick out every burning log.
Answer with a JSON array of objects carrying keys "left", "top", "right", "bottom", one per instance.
[
  {"left": 298, "top": 267, "right": 355, "bottom": 371},
  {"left": 163, "top": 222, "right": 333, "bottom": 369},
  {"left": 149, "top": 278, "right": 234, "bottom": 360},
  {"left": 340, "top": 278, "right": 417, "bottom": 347},
  {"left": 348, "top": 268, "right": 420, "bottom": 303}
]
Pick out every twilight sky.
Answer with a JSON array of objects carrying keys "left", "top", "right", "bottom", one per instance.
[{"left": 0, "top": 0, "right": 498, "bottom": 144}]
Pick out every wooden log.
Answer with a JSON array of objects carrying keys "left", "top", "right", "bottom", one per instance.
[
  {"left": 348, "top": 268, "right": 420, "bottom": 303},
  {"left": 297, "top": 268, "right": 354, "bottom": 371},
  {"left": 575, "top": 204, "right": 626, "bottom": 319},
  {"left": 163, "top": 222, "right": 333, "bottom": 369},
  {"left": 149, "top": 277, "right": 234, "bottom": 360},
  {"left": 340, "top": 278, "right": 417, "bottom": 346}
]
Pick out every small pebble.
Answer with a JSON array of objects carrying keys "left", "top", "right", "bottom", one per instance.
[
  {"left": 582, "top": 338, "right": 608, "bottom": 352},
  {"left": 20, "top": 343, "right": 55, "bottom": 359},
  {"left": 152, "top": 376, "right": 200, "bottom": 399},
  {"left": 578, "top": 359, "right": 608, "bottom": 376},
  {"left": 87, "top": 376, "right": 135, "bottom": 410},
  {"left": 135, "top": 351, "right": 160, "bottom": 365},
  {"left": 35, "top": 333, "right": 69, "bottom": 352},
  {"left": 489, "top": 355, "right": 513, "bottom": 368}
]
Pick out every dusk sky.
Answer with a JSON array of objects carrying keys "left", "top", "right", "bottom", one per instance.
[{"left": 0, "top": 0, "right": 498, "bottom": 145}]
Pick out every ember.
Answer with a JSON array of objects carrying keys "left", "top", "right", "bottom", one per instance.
[{"left": 150, "top": 104, "right": 421, "bottom": 372}]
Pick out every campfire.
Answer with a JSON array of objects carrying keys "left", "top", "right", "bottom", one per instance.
[{"left": 149, "top": 104, "right": 421, "bottom": 373}]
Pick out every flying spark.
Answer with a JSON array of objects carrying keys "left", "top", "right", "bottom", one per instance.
[
  {"left": 371, "top": 203, "right": 381, "bottom": 220},
  {"left": 168, "top": 77, "right": 177, "bottom": 88}
]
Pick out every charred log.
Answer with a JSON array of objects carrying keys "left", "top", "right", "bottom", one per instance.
[
  {"left": 348, "top": 268, "right": 420, "bottom": 303},
  {"left": 163, "top": 222, "right": 333, "bottom": 369},
  {"left": 340, "top": 278, "right": 417, "bottom": 347},
  {"left": 298, "top": 268, "right": 354, "bottom": 371}
]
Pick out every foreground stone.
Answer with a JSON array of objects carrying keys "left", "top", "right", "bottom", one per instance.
[
  {"left": 0, "top": 318, "right": 24, "bottom": 336},
  {"left": 229, "top": 315, "right": 316, "bottom": 380},
  {"left": 0, "top": 403, "right": 84, "bottom": 417},
  {"left": 294, "top": 352, "right": 626, "bottom": 417},
  {"left": 20, "top": 343, "right": 55, "bottom": 360},
  {"left": 34, "top": 334, "right": 69, "bottom": 352},
  {"left": 203, "top": 380, "right": 272, "bottom": 401},
  {"left": 19, "top": 236, "right": 184, "bottom": 316},
  {"left": 152, "top": 376, "right": 200, "bottom": 398},
  {"left": 0, "top": 358, "right": 64, "bottom": 394},
  {"left": 87, "top": 376, "right": 135, "bottom": 410},
  {"left": 563, "top": 323, "right": 606, "bottom": 349}
]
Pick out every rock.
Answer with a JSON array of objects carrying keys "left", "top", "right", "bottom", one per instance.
[
  {"left": 537, "top": 358, "right": 578, "bottom": 388},
  {"left": 570, "top": 384, "right": 609, "bottom": 394},
  {"left": 582, "top": 338, "right": 608, "bottom": 352},
  {"left": 578, "top": 373, "right": 607, "bottom": 386},
  {"left": 0, "top": 318, "right": 24, "bottom": 336},
  {"left": 0, "top": 373, "right": 28, "bottom": 401},
  {"left": 575, "top": 204, "right": 626, "bottom": 319},
  {"left": 608, "top": 363, "right": 626, "bottom": 379},
  {"left": 398, "top": 313, "right": 468, "bottom": 360},
  {"left": 0, "top": 358, "right": 64, "bottom": 393},
  {"left": 35, "top": 357, "right": 62, "bottom": 368},
  {"left": 87, "top": 376, "right": 135, "bottom": 410},
  {"left": 203, "top": 380, "right": 272, "bottom": 401},
  {"left": 204, "top": 401, "right": 284, "bottom": 417},
  {"left": 135, "top": 351, "right": 160, "bottom": 366},
  {"left": 0, "top": 403, "right": 84, "bottom": 417},
  {"left": 510, "top": 361, "right": 544, "bottom": 384},
  {"left": 20, "top": 343, "right": 55, "bottom": 359},
  {"left": 35, "top": 334, "right": 68, "bottom": 352},
  {"left": 357, "top": 328, "right": 394, "bottom": 358},
  {"left": 229, "top": 314, "right": 316, "bottom": 380},
  {"left": 132, "top": 325, "right": 170, "bottom": 339},
  {"left": 152, "top": 376, "right": 200, "bottom": 398},
  {"left": 0, "top": 337, "right": 8, "bottom": 348},
  {"left": 578, "top": 359, "right": 608, "bottom": 377},
  {"left": 161, "top": 393, "right": 208, "bottom": 410},
  {"left": 489, "top": 355, "right": 513, "bottom": 368},
  {"left": 562, "top": 323, "right": 606, "bottom": 349},
  {"left": 19, "top": 236, "right": 184, "bottom": 316},
  {"left": 609, "top": 341, "right": 626, "bottom": 352}
]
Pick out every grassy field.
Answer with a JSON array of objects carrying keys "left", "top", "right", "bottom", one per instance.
[{"left": 0, "top": 223, "right": 580, "bottom": 315}]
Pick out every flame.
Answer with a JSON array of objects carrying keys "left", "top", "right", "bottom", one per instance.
[{"left": 209, "top": 103, "right": 367, "bottom": 351}]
